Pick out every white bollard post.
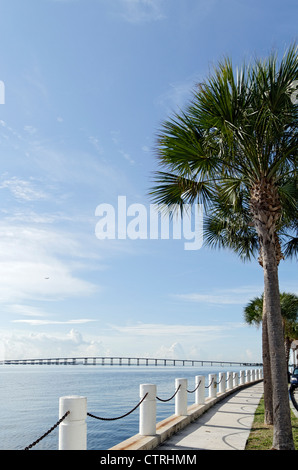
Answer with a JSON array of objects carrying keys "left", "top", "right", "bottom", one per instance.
[
  {"left": 227, "top": 371, "right": 233, "bottom": 389},
  {"left": 251, "top": 369, "right": 255, "bottom": 381},
  {"left": 239, "top": 370, "right": 245, "bottom": 385},
  {"left": 233, "top": 372, "right": 239, "bottom": 388},
  {"left": 219, "top": 372, "right": 226, "bottom": 394},
  {"left": 246, "top": 369, "right": 251, "bottom": 383},
  {"left": 175, "top": 378, "right": 188, "bottom": 416},
  {"left": 208, "top": 374, "right": 217, "bottom": 398},
  {"left": 195, "top": 375, "right": 205, "bottom": 405},
  {"left": 59, "top": 396, "right": 87, "bottom": 450},
  {"left": 139, "top": 384, "right": 156, "bottom": 436}
]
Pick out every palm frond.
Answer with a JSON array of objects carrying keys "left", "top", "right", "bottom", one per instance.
[
  {"left": 149, "top": 171, "right": 216, "bottom": 213},
  {"left": 149, "top": 43, "right": 298, "bottom": 261}
]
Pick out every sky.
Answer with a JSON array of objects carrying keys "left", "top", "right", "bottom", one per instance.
[{"left": 0, "top": 0, "right": 297, "bottom": 363}]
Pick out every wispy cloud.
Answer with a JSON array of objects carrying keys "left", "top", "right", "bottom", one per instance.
[
  {"left": 24, "top": 125, "right": 37, "bottom": 135},
  {"left": 110, "top": 130, "right": 135, "bottom": 164},
  {"left": 103, "top": 321, "right": 249, "bottom": 360},
  {"left": 88, "top": 135, "right": 104, "bottom": 155},
  {"left": 12, "top": 318, "right": 96, "bottom": 326},
  {"left": 0, "top": 319, "right": 258, "bottom": 361},
  {"left": 173, "top": 286, "right": 263, "bottom": 305},
  {"left": 156, "top": 76, "right": 198, "bottom": 114},
  {"left": 0, "top": 176, "right": 48, "bottom": 201},
  {"left": 110, "top": 321, "right": 244, "bottom": 337},
  {"left": 0, "top": 222, "right": 98, "bottom": 305},
  {"left": 117, "top": 0, "right": 165, "bottom": 23},
  {"left": 8, "top": 304, "right": 47, "bottom": 318},
  {"left": 7, "top": 304, "right": 97, "bottom": 326},
  {"left": 0, "top": 328, "right": 106, "bottom": 360}
]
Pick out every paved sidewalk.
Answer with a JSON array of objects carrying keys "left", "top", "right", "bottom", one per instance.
[{"left": 157, "top": 382, "right": 263, "bottom": 451}]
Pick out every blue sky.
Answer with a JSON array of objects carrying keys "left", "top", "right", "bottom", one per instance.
[{"left": 0, "top": 0, "right": 297, "bottom": 362}]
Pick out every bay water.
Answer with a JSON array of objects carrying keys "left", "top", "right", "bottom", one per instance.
[{"left": 0, "top": 364, "right": 249, "bottom": 450}]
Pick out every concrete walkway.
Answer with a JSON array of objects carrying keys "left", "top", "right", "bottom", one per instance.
[{"left": 157, "top": 382, "right": 263, "bottom": 451}]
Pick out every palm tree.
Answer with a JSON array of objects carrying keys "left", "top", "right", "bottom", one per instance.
[
  {"left": 150, "top": 45, "right": 298, "bottom": 449},
  {"left": 203, "top": 195, "right": 297, "bottom": 427},
  {"left": 244, "top": 293, "right": 273, "bottom": 425},
  {"left": 244, "top": 292, "right": 298, "bottom": 423}
]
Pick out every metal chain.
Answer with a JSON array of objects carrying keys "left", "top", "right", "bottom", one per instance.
[
  {"left": 87, "top": 393, "right": 148, "bottom": 421},
  {"left": 215, "top": 375, "right": 223, "bottom": 385},
  {"left": 187, "top": 380, "right": 201, "bottom": 393},
  {"left": 205, "top": 377, "right": 214, "bottom": 388},
  {"left": 24, "top": 410, "right": 70, "bottom": 450},
  {"left": 156, "top": 384, "right": 181, "bottom": 402}
]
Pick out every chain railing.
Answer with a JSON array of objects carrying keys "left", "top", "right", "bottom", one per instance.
[
  {"left": 23, "top": 368, "right": 263, "bottom": 450},
  {"left": 24, "top": 411, "right": 70, "bottom": 450},
  {"left": 156, "top": 384, "right": 181, "bottom": 402},
  {"left": 187, "top": 380, "right": 201, "bottom": 393},
  {"left": 87, "top": 393, "right": 148, "bottom": 421}
]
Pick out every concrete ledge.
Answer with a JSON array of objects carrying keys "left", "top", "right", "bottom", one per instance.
[
  {"left": 109, "top": 434, "right": 160, "bottom": 451},
  {"left": 109, "top": 380, "right": 263, "bottom": 451}
]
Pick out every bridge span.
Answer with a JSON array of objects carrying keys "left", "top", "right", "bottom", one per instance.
[{"left": 1, "top": 356, "right": 262, "bottom": 367}]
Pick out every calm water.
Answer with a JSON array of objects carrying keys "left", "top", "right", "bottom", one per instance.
[{"left": 0, "top": 364, "right": 249, "bottom": 450}]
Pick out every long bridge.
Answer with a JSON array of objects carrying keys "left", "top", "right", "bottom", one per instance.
[{"left": 1, "top": 356, "right": 262, "bottom": 367}]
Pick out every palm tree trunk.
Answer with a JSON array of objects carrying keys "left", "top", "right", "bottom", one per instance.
[
  {"left": 251, "top": 179, "right": 294, "bottom": 449},
  {"left": 262, "top": 300, "right": 273, "bottom": 425},
  {"left": 262, "top": 239, "right": 294, "bottom": 449}
]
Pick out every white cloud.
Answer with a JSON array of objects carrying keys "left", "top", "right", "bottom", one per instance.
[
  {"left": 119, "top": 149, "right": 135, "bottom": 165},
  {"left": 0, "top": 223, "right": 97, "bottom": 305},
  {"left": 12, "top": 318, "right": 96, "bottom": 326},
  {"left": 88, "top": 135, "right": 104, "bottom": 155},
  {"left": 0, "top": 176, "right": 47, "bottom": 201},
  {"left": 0, "top": 320, "right": 259, "bottom": 362},
  {"left": 118, "top": 0, "right": 165, "bottom": 23},
  {"left": 8, "top": 304, "right": 46, "bottom": 317},
  {"left": 156, "top": 77, "right": 197, "bottom": 114},
  {"left": 0, "top": 328, "right": 106, "bottom": 360},
  {"left": 107, "top": 321, "right": 246, "bottom": 359},
  {"left": 110, "top": 130, "right": 135, "bottom": 164},
  {"left": 100, "top": 321, "right": 254, "bottom": 361},
  {"left": 155, "top": 342, "right": 185, "bottom": 359},
  {"left": 173, "top": 286, "right": 263, "bottom": 305},
  {"left": 24, "top": 125, "right": 37, "bottom": 135},
  {"left": 110, "top": 322, "right": 236, "bottom": 336}
]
